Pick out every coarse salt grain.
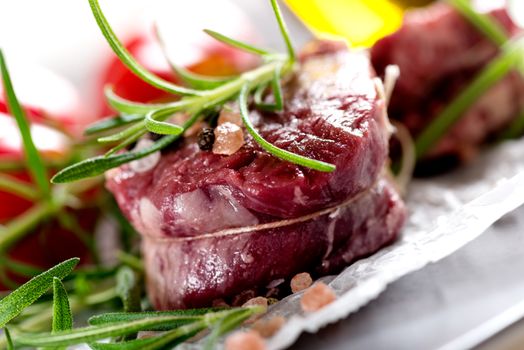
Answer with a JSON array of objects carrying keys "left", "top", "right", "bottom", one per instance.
[
  {"left": 242, "top": 296, "right": 268, "bottom": 309},
  {"left": 300, "top": 282, "right": 337, "bottom": 312},
  {"left": 253, "top": 316, "right": 286, "bottom": 338},
  {"left": 290, "top": 272, "right": 313, "bottom": 293},
  {"left": 225, "top": 330, "right": 266, "bottom": 350},
  {"left": 212, "top": 122, "right": 244, "bottom": 155}
]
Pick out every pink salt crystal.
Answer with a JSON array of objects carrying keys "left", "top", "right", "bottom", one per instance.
[
  {"left": 253, "top": 316, "right": 286, "bottom": 338},
  {"left": 218, "top": 108, "right": 242, "bottom": 126},
  {"left": 290, "top": 272, "right": 313, "bottom": 293},
  {"left": 213, "top": 122, "right": 244, "bottom": 155},
  {"left": 242, "top": 296, "right": 268, "bottom": 309},
  {"left": 300, "top": 282, "right": 337, "bottom": 312},
  {"left": 225, "top": 330, "right": 266, "bottom": 350}
]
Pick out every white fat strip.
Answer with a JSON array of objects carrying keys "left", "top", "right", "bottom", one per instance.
[
  {"left": 172, "top": 186, "right": 259, "bottom": 233},
  {"left": 139, "top": 198, "right": 163, "bottom": 237},
  {"left": 129, "top": 138, "right": 161, "bottom": 173},
  {"left": 384, "top": 64, "right": 400, "bottom": 105}
]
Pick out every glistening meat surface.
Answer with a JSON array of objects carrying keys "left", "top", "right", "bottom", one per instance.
[
  {"left": 107, "top": 42, "right": 390, "bottom": 232},
  {"left": 371, "top": 1, "right": 524, "bottom": 162},
  {"left": 143, "top": 177, "right": 405, "bottom": 309},
  {"left": 106, "top": 42, "right": 406, "bottom": 309}
]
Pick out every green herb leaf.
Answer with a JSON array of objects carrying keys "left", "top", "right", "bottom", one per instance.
[
  {"left": 52, "top": 111, "right": 202, "bottom": 183},
  {"left": 500, "top": 110, "right": 524, "bottom": 140},
  {"left": 116, "top": 251, "right": 144, "bottom": 272},
  {"left": 415, "top": 38, "right": 524, "bottom": 158},
  {"left": 0, "top": 202, "right": 58, "bottom": 252},
  {"left": 270, "top": 0, "right": 296, "bottom": 61},
  {"left": 51, "top": 135, "right": 172, "bottom": 183},
  {"left": 16, "top": 315, "right": 203, "bottom": 347},
  {"left": 84, "top": 114, "right": 144, "bottom": 136},
  {"left": 0, "top": 258, "right": 79, "bottom": 328},
  {"left": 4, "top": 327, "right": 13, "bottom": 350},
  {"left": 104, "top": 87, "right": 180, "bottom": 115},
  {"left": 171, "top": 64, "right": 235, "bottom": 90},
  {"left": 52, "top": 277, "right": 73, "bottom": 333},
  {"left": 254, "top": 64, "right": 284, "bottom": 111},
  {"left": 203, "top": 29, "right": 272, "bottom": 56},
  {"left": 145, "top": 110, "right": 184, "bottom": 135},
  {"left": 0, "top": 174, "right": 38, "bottom": 201},
  {"left": 88, "top": 321, "right": 207, "bottom": 350},
  {"left": 88, "top": 309, "right": 223, "bottom": 330},
  {"left": 97, "top": 122, "right": 146, "bottom": 144},
  {"left": 103, "top": 129, "right": 147, "bottom": 157},
  {"left": 446, "top": 0, "right": 508, "bottom": 46},
  {"left": 88, "top": 0, "right": 203, "bottom": 97},
  {"left": 115, "top": 267, "right": 141, "bottom": 313},
  {"left": 0, "top": 50, "right": 50, "bottom": 198},
  {"left": 239, "top": 84, "right": 336, "bottom": 172},
  {"left": 204, "top": 308, "right": 254, "bottom": 350}
]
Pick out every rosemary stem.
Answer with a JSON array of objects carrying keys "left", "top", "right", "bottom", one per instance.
[
  {"left": 0, "top": 202, "right": 59, "bottom": 253},
  {"left": 500, "top": 110, "right": 524, "bottom": 140},
  {"left": 415, "top": 40, "right": 524, "bottom": 158},
  {"left": 0, "top": 174, "right": 39, "bottom": 201},
  {"left": 154, "top": 59, "right": 293, "bottom": 124}
]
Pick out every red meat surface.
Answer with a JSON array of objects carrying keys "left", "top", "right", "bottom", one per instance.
[
  {"left": 107, "top": 42, "right": 406, "bottom": 308},
  {"left": 371, "top": 1, "right": 524, "bottom": 162}
]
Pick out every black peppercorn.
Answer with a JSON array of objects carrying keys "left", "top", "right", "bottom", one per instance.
[{"left": 198, "top": 127, "right": 215, "bottom": 151}]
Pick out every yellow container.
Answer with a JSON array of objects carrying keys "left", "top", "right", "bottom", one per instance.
[{"left": 285, "top": 0, "right": 433, "bottom": 47}]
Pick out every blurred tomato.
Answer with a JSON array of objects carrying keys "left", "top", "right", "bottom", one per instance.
[
  {"left": 97, "top": 0, "right": 259, "bottom": 117},
  {"left": 0, "top": 113, "right": 95, "bottom": 290}
]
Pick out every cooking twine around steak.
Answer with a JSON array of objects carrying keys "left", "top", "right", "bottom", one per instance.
[{"left": 141, "top": 178, "right": 385, "bottom": 243}]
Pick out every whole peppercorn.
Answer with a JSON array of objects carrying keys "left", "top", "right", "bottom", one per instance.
[{"left": 198, "top": 127, "right": 215, "bottom": 151}]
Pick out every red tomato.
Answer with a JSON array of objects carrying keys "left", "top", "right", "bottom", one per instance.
[
  {"left": 97, "top": 0, "right": 259, "bottom": 117},
  {"left": 0, "top": 113, "right": 95, "bottom": 289}
]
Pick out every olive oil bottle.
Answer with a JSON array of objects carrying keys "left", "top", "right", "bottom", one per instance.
[{"left": 285, "top": 0, "right": 433, "bottom": 47}]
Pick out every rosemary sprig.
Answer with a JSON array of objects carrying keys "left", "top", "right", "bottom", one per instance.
[
  {"left": 0, "top": 174, "right": 38, "bottom": 201},
  {"left": 84, "top": 114, "right": 143, "bottom": 136},
  {"left": 4, "top": 328, "right": 13, "bottom": 350},
  {"left": 52, "top": 0, "right": 336, "bottom": 183},
  {"left": 416, "top": 37, "right": 524, "bottom": 158},
  {"left": 88, "top": 309, "right": 224, "bottom": 328},
  {"left": 0, "top": 258, "right": 78, "bottom": 328},
  {"left": 203, "top": 29, "right": 272, "bottom": 56},
  {"left": 500, "top": 110, "right": 524, "bottom": 140},
  {"left": 170, "top": 64, "right": 235, "bottom": 90},
  {"left": 0, "top": 201, "right": 60, "bottom": 252},
  {"left": 0, "top": 50, "right": 50, "bottom": 199},
  {"left": 239, "top": 84, "right": 336, "bottom": 171},
  {"left": 88, "top": 0, "right": 202, "bottom": 97},
  {"left": 115, "top": 267, "right": 142, "bottom": 313},
  {"left": 270, "top": 0, "right": 296, "bottom": 61},
  {"left": 447, "top": 0, "right": 508, "bottom": 46},
  {"left": 52, "top": 277, "right": 73, "bottom": 334},
  {"left": 16, "top": 307, "right": 264, "bottom": 348},
  {"left": 415, "top": 1, "right": 524, "bottom": 157}
]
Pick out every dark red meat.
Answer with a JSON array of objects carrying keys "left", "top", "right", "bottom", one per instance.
[
  {"left": 371, "top": 1, "right": 524, "bottom": 161},
  {"left": 108, "top": 43, "right": 390, "bottom": 223},
  {"left": 0, "top": 114, "right": 94, "bottom": 290},
  {"left": 106, "top": 42, "right": 406, "bottom": 309},
  {"left": 143, "top": 177, "right": 405, "bottom": 309}
]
